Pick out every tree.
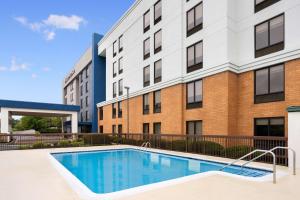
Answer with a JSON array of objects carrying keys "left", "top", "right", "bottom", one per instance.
[{"left": 13, "top": 116, "right": 62, "bottom": 133}]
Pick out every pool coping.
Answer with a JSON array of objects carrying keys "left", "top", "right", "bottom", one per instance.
[{"left": 48, "top": 146, "right": 288, "bottom": 200}]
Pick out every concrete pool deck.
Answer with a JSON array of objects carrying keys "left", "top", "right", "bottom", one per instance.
[{"left": 0, "top": 145, "right": 299, "bottom": 200}]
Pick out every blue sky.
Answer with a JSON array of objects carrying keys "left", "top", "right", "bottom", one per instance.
[{"left": 0, "top": 0, "right": 135, "bottom": 104}]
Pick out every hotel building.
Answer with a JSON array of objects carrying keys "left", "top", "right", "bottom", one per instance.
[
  {"left": 63, "top": 33, "right": 106, "bottom": 133},
  {"left": 96, "top": 0, "right": 300, "bottom": 137}
]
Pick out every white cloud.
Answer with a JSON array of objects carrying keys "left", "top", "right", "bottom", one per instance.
[
  {"left": 44, "top": 30, "right": 56, "bottom": 41},
  {"left": 0, "top": 57, "right": 29, "bottom": 72},
  {"left": 43, "top": 15, "right": 86, "bottom": 30},
  {"left": 42, "top": 67, "right": 51, "bottom": 72},
  {"left": 0, "top": 66, "right": 7, "bottom": 71},
  {"left": 31, "top": 73, "right": 37, "bottom": 79},
  {"left": 14, "top": 14, "right": 86, "bottom": 41}
]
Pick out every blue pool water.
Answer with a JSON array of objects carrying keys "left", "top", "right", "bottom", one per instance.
[{"left": 52, "top": 149, "right": 270, "bottom": 194}]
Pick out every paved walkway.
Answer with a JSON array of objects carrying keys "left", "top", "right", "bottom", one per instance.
[{"left": 0, "top": 146, "right": 299, "bottom": 200}]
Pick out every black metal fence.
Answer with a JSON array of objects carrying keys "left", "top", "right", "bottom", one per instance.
[{"left": 0, "top": 133, "right": 288, "bottom": 166}]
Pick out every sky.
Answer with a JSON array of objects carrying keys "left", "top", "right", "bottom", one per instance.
[{"left": 0, "top": 0, "right": 135, "bottom": 104}]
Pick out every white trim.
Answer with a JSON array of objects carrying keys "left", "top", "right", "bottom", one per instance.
[
  {"left": 97, "top": 48, "right": 300, "bottom": 107},
  {"left": 49, "top": 146, "right": 287, "bottom": 200}
]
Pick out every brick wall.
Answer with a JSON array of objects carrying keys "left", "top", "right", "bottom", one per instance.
[{"left": 99, "top": 59, "right": 300, "bottom": 137}]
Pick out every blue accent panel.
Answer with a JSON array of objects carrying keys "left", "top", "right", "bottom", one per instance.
[
  {"left": 0, "top": 99, "right": 80, "bottom": 112},
  {"left": 91, "top": 33, "right": 106, "bottom": 132}
]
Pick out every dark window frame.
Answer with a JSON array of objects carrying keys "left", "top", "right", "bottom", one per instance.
[
  {"left": 154, "top": 0, "right": 162, "bottom": 25},
  {"left": 112, "top": 103, "right": 117, "bottom": 119},
  {"left": 119, "top": 79, "right": 123, "bottom": 96},
  {"left": 143, "top": 10, "right": 150, "bottom": 33},
  {"left": 143, "top": 37, "right": 150, "bottom": 60},
  {"left": 143, "top": 93, "right": 150, "bottom": 115},
  {"left": 153, "top": 122, "right": 161, "bottom": 134},
  {"left": 118, "top": 124, "right": 123, "bottom": 134},
  {"left": 186, "top": 120, "right": 203, "bottom": 135},
  {"left": 254, "top": 117, "right": 285, "bottom": 137},
  {"left": 113, "top": 41, "right": 117, "bottom": 57},
  {"left": 118, "top": 101, "right": 123, "bottom": 118},
  {"left": 255, "top": 0, "right": 281, "bottom": 13},
  {"left": 254, "top": 64, "right": 285, "bottom": 104},
  {"left": 154, "top": 59, "right": 162, "bottom": 83},
  {"left": 113, "top": 61, "right": 117, "bottom": 78},
  {"left": 119, "top": 35, "right": 123, "bottom": 52},
  {"left": 99, "top": 126, "right": 104, "bottom": 134},
  {"left": 143, "top": 66, "right": 150, "bottom": 87},
  {"left": 143, "top": 123, "right": 150, "bottom": 139},
  {"left": 118, "top": 57, "right": 123, "bottom": 74},
  {"left": 186, "top": 2, "right": 203, "bottom": 37},
  {"left": 187, "top": 41, "right": 203, "bottom": 73},
  {"left": 186, "top": 79, "right": 203, "bottom": 109},
  {"left": 154, "top": 29, "right": 162, "bottom": 54},
  {"left": 85, "top": 96, "right": 89, "bottom": 107},
  {"left": 153, "top": 90, "right": 161, "bottom": 114},
  {"left": 99, "top": 107, "right": 103, "bottom": 120},
  {"left": 85, "top": 82, "right": 88, "bottom": 93},
  {"left": 254, "top": 13, "right": 285, "bottom": 58},
  {"left": 85, "top": 110, "right": 89, "bottom": 121},
  {"left": 113, "top": 82, "right": 117, "bottom": 98}
]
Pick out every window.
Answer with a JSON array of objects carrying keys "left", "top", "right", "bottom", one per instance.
[
  {"left": 186, "top": 121, "right": 202, "bottom": 135},
  {"left": 187, "top": 80, "right": 203, "bottom": 109},
  {"left": 143, "top": 66, "right": 150, "bottom": 87},
  {"left": 144, "top": 38, "right": 150, "bottom": 60},
  {"left": 255, "top": 14, "right": 284, "bottom": 58},
  {"left": 119, "top": 35, "right": 123, "bottom": 52},
  {"left": 154, "top": 29, "right": 162, "bottom": 54},
  {"left": 255, "top": 64, "right": 284, "bottom": 103},
  {"left": 86, "top": 67, "right": 89, "bottom": 78},
  {"left": 153, "top": 122, "right": 161, "bottom": 134},
  {"left": 143, "top": 123, "right": 150, "bottom": 140},
  {"left": 153, "top": 90, "right": 161, "bottom": 113},
  {"left": 143, "top": 10, "right": 150, "bottom": 33},
  {"left": 85, "top": 82, "right": 88, "bottom": 93},
  {"left": 113, "top": 62, "right": 117, "bottom": 77},
  {"left": 99, "top": 107, "right": 103, "bottom": 120},
  {"left": 112, "top": 103, "right": 117, "bottom": 119},
  {"left": 70, "top": 82, "right": 73, "bottom": 91},
  {"left": 80, "top": 85, "right": 83, "bottom": 96},
  {"left": 118, "top": 101, "right": 122, "bottom": 118},
  {"left": 85, "top": 110, "right": 89, "bottom": 121},
  {"left": 112, "top": 125, "right": 117, "bottom": 135},
  {"left": 99, "top": 126, "right": 103, "bottom": 134},
  {"left": 255, "top": 117, "right": 284, "bottom": 137},
  {"left": 80, "top": 112, "right": 83, "bottom": 122},
  {"left": 85, "top": 96, "right": 89, "bottom": 107},
  {"left": 154, "top": 0, "right": 162, "bottom": 24},
  {"left": 119, "top": 79, "right": 123, "bottom": 96},
  {"left": 154, "top": 59, "right": 162, "bottom": 83},
  {"left": 70, "top": 93, "right": 73, "bottom": 102},
  {"left": 143, "top": 94, "right": 150, "bottom": 115},
  {"left": 187, "top": 3, "right": 203, "bottom": 37},
  {"left": 113, "top": 82, "right": 117, "bottom": 98},
  {"left": 118, "top": 125, "right": 123, "bottom": 134},
  {"left": 187, "top": 41, "right": 203, "bottom": 73},
  {"left": 80, "top": 73, "right": 83, "bottom": 83},
  {"left": 255, "top": 0, "right": 281, "bottom": 13},
  {"left": 113, "top": 41, "right": 117, "bottom": 57},
  {"left": 119, "top": 57, "right": 123, "bottom": 74},
  {"left": 80, "top": 99, "right": 83, "bottom": 108}
]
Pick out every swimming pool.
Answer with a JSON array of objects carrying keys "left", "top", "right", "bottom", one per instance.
[{"left": 51, "top": 148, "right": 271, "bottom": 196}]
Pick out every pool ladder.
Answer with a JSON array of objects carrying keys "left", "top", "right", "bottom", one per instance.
[
  {"left": 141, "top": 142, "right": 151, "bottom": 148},
  {"left": 220, "top": 146, "right": 296, "bottom": 184}
]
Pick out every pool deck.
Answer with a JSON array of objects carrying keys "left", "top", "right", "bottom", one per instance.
[{"left": 0, "top": 145, "right": 299, "bottom": 200}]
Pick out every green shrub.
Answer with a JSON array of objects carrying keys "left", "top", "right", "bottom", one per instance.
[
  {"left": 57, "top": 140, "right": 71, "bottom": 147},
  {"left": 191, "top": 141, "right": 225, "bottom": 156},
  {"left": 83, "top": 134, "right": 112, "bottom": 145},
  {"left": 32, "top": 142, "right": 45, "bottom": 149},
  {"left": 172, "top": 140, "right": 187, "bottom": 151},
  {"left": 224, "top": 145, "right": 253, "bottom": 159}
]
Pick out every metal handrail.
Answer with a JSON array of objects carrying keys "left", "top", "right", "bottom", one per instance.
[
  {"left": 240, "top": 147, "right": 296, "bottom": 175},
  {"left": 141, "top": 142, "right": 151, "bottom": 148},
  {"left": 220, "top": 149, "right": 277, "bottom": 184}
]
